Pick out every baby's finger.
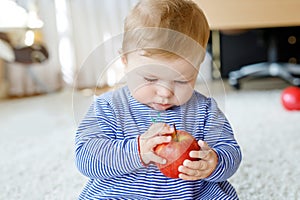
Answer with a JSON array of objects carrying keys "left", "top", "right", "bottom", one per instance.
[
  {"left": 178, "top": 170, "right": 210, "bottom": 181},
  {"left": 198, "top": 140, "right": 210, "bottom": 150},
  {"left": 189, "top": 150, "right": 210, "bottom": 160},
  {"left": 178, "top": 173, "right": 199, "bottom": 181},
  {"left": 147, "top": 123, "right": 172, "bottom": 136},
  {"left": 147, "top": 135, "right": 171, "bottom": 148},
  {"left": 178, "top": 165, "right": 208, "bottom": 180},
  {"left": 150, "top": 152, "right": 167, "bottom": 164},
  {"left": 158, "top": 124, "right": 174, "bottom": 135},
  {"left": 183, "top": 159, "right": 208, "bottom": 171}
]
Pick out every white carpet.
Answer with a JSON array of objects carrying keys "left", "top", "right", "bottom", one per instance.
[
  {"left": 0, "top": 90, "right": 87, "bottom": 200},
  {"left": 1, "top": 82, "right": 300, "bottom": 200},
  {"left": 226, "top": 89, "right": 300, "bottom": 200}
]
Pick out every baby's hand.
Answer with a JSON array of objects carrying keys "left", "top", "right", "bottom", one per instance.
[
  {"left": 139, "top": 123, "right": 173, "bottom": 165},
  {"left": 178, "top": 140, "right": 218, "bottom": 180}
]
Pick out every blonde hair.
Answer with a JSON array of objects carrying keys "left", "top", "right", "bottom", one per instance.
[{"left": 122, "top": 0, "right": 210, "bottom": 58}]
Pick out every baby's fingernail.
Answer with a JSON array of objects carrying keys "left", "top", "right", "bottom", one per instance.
[
  {"left": 178, "top": 173, "right": 183, "bottom": 179},
  {"left": 162, "top": 159, "right": 167, "bottom": 164},
  {"left": 183, "top": 160, "right": 189, "bottom": 166},
  {"left": 178, "top": 166, "right": 183, "bottom": 172},
  {"left": 189, "top": 151, "right": 194, "bottom": 157}
]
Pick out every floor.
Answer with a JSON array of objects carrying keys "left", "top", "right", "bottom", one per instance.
[{"left": 1, "top": 78, "right": 299, "bottom": 199}]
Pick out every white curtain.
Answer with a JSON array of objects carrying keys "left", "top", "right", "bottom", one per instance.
[
  {"left": 67, "top": 0, "right": 138, "bottom": 89},
  {"left": 4, "top": 0, "right": 139, "bottom": 97}
]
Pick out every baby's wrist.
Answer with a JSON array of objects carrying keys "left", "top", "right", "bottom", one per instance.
[{"left": 138, "top": 135, "right": 149, "bottom": 166}]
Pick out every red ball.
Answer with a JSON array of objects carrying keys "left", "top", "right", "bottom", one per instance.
[{"left": 281, "top": 86, "right": 300, "bottom": 110}]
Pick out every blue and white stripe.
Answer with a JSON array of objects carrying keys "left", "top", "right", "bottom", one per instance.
[{"left": 75, "top": 86, "right": 242, "bottom": 199}]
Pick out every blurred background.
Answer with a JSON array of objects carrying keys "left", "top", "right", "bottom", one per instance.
[
  {"left": 0, "top": 0, "right": 139, "bottom": 98},
  {"left": 1, "top": 0, "right": 300, "bottom": 199}
]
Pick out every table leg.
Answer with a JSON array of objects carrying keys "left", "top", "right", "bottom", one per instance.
[{"left": 211, "top": 30, "right": 221, "bottom": 79}]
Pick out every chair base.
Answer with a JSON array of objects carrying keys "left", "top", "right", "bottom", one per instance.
[{"left": 228, "top": 62, "right": 300, "bottom": 89}]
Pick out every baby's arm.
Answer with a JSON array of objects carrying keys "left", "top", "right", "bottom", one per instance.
[
  {"left": 201, "top": 98, "right": 242, "bottom": 182},
  {"left": 179, "top": 98, "right": 242, "bottom": 182},
  {"left": 75, "top": 101, "right": 142, "bottom": 179},
  {"left": 75, "top": 99, "right": 173, "bottom": 180}
]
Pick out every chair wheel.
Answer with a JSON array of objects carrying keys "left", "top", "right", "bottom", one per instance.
[
  {"left": 232, "top": 82, "right": 240, "bottom": 90},
  {"left": 228, "top": 78, "right": 240, "bottom": 90}
]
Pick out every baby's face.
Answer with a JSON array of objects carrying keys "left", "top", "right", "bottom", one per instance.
[{"left": 125, "top": 51, "right": 199, "bottom": 111}]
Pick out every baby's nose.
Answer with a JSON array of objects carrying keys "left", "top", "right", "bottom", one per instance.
[{"left": 156, "top": 82, "right": 174, "bottom": 98}]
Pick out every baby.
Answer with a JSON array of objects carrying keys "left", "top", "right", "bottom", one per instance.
[{"left": 75, "top": 0, "right": 242, "bottom": 199}]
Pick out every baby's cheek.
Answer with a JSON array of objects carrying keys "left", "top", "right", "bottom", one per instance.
[{"left": 174, "top": 87, "right": 194, "bottom": 105}]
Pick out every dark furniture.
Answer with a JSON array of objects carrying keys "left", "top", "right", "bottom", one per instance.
[{"left": 220, "top": 27, "right": 300, "bottom": 89}]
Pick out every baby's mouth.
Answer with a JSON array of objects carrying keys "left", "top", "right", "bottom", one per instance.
[{"left": 151, "top": 102, "right": 172, "bottom": 110}]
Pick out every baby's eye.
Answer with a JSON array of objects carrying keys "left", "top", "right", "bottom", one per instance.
[
  {"left": 144, "top": 77, "right": 158, "bottom": 82},
  {"left": 174, "top": 80, "right": 189, "bottom": 84}
]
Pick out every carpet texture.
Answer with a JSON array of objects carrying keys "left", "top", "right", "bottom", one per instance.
[{"left": 1, "top": 84, "right": 299, "bottom": 199}]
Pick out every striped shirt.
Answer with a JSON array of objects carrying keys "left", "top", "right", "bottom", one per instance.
[{"left": 75, "top": 86, "right": 242, "bottom": 199}]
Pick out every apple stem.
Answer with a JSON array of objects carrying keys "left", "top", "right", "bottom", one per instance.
[{"left": 173, "top": 124, "right": 178, "bottom": 142}]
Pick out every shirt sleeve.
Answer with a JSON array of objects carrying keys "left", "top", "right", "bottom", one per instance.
[
  {"left": 75, "top": 97, "right": 143, "bottom": 179},
  {"left": 202, "top": 98, "right": 242, "bottom": 182}
]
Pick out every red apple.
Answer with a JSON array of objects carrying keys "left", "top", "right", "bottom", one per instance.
[
  {"left": 281, "top": 86, "right": 300, "bottom": 110},
  {"left": 154, "top": 127, "right": 200, "bottom": 179}
]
